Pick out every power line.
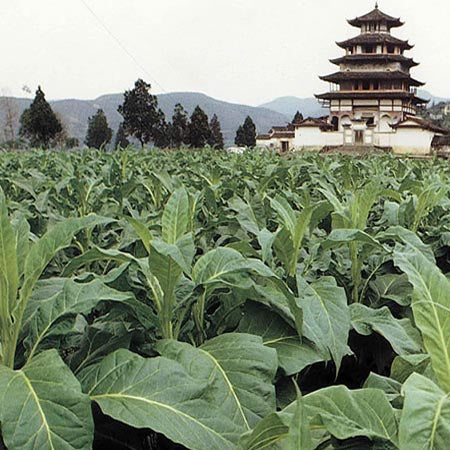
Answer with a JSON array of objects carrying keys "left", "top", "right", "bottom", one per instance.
[{"left": 78, "top": 0, "right": 171, "bottom": 95}]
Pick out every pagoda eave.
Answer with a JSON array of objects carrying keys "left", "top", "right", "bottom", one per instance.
[
  {"left": 319, "top": 71, "right": 425, "bottom": 87},
  {"left": 347, "top": 18, "right": 404, "bottom": 28},
  {"left": 346, "top": 8, "right": 404, "bottom": 29},
  {"left": 329, "top": 55, "right": 419, "bottom": 67},
  {"left": 336, "top": 35, "right": 414, "bottom": 50},
  {"left": 315, "top": 91, "right": 429, "bottom": 104}
]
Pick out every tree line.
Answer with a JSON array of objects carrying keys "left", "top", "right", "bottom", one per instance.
[{"left": 6, "top": 80, "right": 259, "bottom": 150}]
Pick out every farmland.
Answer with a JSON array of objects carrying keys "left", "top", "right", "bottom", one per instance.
[{"left": 0, "top": 148, "right": 449, "bottom": 450}]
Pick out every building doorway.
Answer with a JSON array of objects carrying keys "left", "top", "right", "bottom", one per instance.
[
  {"left": 281, "top": 141, "right": 290, "bottom": 152},
  {"left": 354, "top": 130, "right": 364, "bottom": 144}
]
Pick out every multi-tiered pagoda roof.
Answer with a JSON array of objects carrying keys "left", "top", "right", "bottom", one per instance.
[{"left": 316, "top": 4, "right": 428, "bottom": 112}]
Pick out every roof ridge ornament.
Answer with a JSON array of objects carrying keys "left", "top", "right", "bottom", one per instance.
[{"left": 375, "top": 2, "right": 379, "bottom": 9}]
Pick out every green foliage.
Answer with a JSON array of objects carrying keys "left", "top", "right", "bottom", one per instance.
[
  {"left": 118, "top": 79, "right": 166, "bottom": 148},
  {"left": 19, "top": 86, "right": 62, "bottom": 148},
  {"left": 170, "top": 103, "right": 189, "bottom": 147},
  {"left": 85, "top": 109, "right": 112, "bottom": 149},
  {"left": 235, "top": 115, "right": 256, "bottom": 147},
  {"left": 188, "top": 105, "right": 211, "bottom": 147},
  {"left": 0, "top": 149, "right": 449, "bottom": 449},
  {"left": 114, "top": 122, "right": 130, "bottom": 149},
  {"left": 293, "top": 110, "right": 304, "bottom": 123},
  {"left": 209, "top": 113, "right": 224, "bottom": 149}
]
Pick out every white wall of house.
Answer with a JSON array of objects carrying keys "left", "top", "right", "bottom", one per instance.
[
  {"left": 259, "top": 124, "right": 437, "bottom": 156},
  {"left": 389, "top": 128, "right": 436, "bottom": 155}
]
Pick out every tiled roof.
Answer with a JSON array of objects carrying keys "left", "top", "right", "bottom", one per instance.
[
  {"left": 391, "top": 116, "right": 449, "bottom": 134},
  {"left": 315, "top": 91, "right": 429, "bottom": 104},
  {"left": 320, "top": 70, "right": 425, "bottom": 87},
  {"left": 336, "top": 33, "right": 413, "bottom": 50},
  {"left": 432, "top": 135, "right": 450, "bottom": 147},
  {"left": 256, "top": 134, "right": 271, "bottom": 140},
  {"left": 293, "top": 117, "right": 333, "bottom": 130},
  {"left": 348, "top": 8, "right": 403, "bottom": 28},
  {"left": 330, "top": 54, "right": 419, "bottom": 67}
]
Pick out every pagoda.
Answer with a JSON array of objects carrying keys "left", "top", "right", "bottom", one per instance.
[
  {"left": 256, "top": 3, "right": 448, "bottom": 154},
  {"left": 315, "top": 3, "right": 428, "bottom": 144}
]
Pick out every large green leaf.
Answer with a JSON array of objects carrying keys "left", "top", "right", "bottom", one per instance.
[
  {"left": 0, "top": 350, "right": 93, "bottom": 450},
  {"left": 192, "top": 247, "right": 249, "bottom": 287},
  {"left": 285, "top": 388, "right": 314, "bottom": 450},
  {"left": 394, "top": 242, "right": 450, "bottom": 391},
  {"left": 237, "top": 412, "right": 288, "bottom": 450},
  {"left": 157, "top": 333, "right": 277, "bottom": 430},
  {"left": 399, "top": 373, "right": 450, "bottom": 449},
  {"left": 21, "top": 277, "right": 133, "bottom": 361},
  {"left": 238, "top": 302, "right": 328, "bottom": 375},
  {"left": 0, "top": 187, "right": 18, "bottom": 321},
  {"left": 19, "top": 215, "right": 113, "bottom": 310},
  {"left": 297, "top": 276, "right": 351, "bottom": 373},
  {"left": 369, "top": 274, "right": 412, "bottom": 306},
  {"left": 162, "top": 187, "right": 189, "bottom": 244},
  {"left": 80, "top": 349, "right": 241, "bottom": 450},
  {"left": 323, "top": 229, "right": 384, "bottom": 250},
  {"left": 303, "top": 386, "right": 398, "bottom": 445},
  {"left": 350, "top": 304, "right": 422, "bottom": 355},
  {"left": 61, "top": 247, "right": 135, "bottom": 277}
]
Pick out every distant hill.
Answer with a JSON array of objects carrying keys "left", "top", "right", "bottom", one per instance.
[
  {"left": 418, "top": 90, "right": 450, "bottom": 106},
  {"left": 0, "top": 92, "right": 289, "bottom": 145},
  {"left": 259, "top": 96, "right": 327, "bottom": 120}
]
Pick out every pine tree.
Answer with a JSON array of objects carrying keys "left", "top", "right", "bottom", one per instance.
[
  {"left": 114, "top": 122, "right": 130, "bottom": 149},
  {"left": 85, "top": 109, "right": 113, "bottom": 149},
  {"left": 235, "top": 116, "right": 256, "bottom": 147},
  {"left": 118, "top": 79, "right": 163, "bottom": 148},
  {"left": 234, "top": 125, "right": 246, "bottom": 146},
  {"left": 208, "top": 114, "right": 224, "bottom": 149},
  {"left": 292, "top": 111, "right": 304, "bottom": 123},
  {"left": 188, "top": 106, "right": 211, "bottom": 148},
  {"left": 243, "top": 116, "right": 256, "bottom": 147},
  {"left": 19, "top": 86, "right": 62, "bottom": 148},
  {"left": 170, "top": 103, "right": 189, "bottom": 148},
  {"left": 152, "top": 110, "right": 170, "bottom": 148}
]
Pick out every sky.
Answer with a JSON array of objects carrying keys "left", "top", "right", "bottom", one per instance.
[{"left": 1, "top": 0, "right": 449, "bottom": 106}]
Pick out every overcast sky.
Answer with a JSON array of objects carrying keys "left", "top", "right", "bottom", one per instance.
[{"left": 1, "top": 0, "right": 449, "bottom": 105}]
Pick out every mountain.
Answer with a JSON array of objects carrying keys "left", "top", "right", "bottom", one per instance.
[
  {"left": 0, "top": 92, "right": 289, "bottom": 145},
  {"left": 259, "top": 96, "right": 327, "bottom": 120},
  {"left": 418, "top": 90, "right": 450, "bottom": 106}
]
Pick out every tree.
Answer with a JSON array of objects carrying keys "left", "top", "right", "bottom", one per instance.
[
  {"left": 65, "top": 137, "right": 80, "bottom": 149},
  {"left": 292, "top": 110, "right": 304, "bottom": 123},
  {"left": 19, "top": 86, "right": 62, "bottom": 148},
  {"left": 208, "top": 114, "right": 224, "bottom": 149},
  {"left": 188, "top": 106, "right": 210, "bottom": 148},
  {"left": 85, "top": 109, "right": 113, "bottom": 149},
  {"left": 170, "top": 103, "right": 189, "bottom": 148},
  {"left": 152, "top": 110, "right": 170, "bottom": 148},
  {"left": 235, "top": 116, "right": 256, "bottom": 147},
  {"left": 114, "top": 122, "right": 130, "bottom": 149},
  {"left": 118, "top": 79, "right": 163, "bottom": 148}
]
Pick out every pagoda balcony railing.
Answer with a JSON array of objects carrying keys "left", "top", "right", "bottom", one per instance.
[{"left": 410, "top": 87, "right": 418, "bottom": 94}]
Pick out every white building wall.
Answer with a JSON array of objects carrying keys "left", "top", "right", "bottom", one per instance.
[{"left": 389, "top": 128, "right": 435, "bottom": 155}]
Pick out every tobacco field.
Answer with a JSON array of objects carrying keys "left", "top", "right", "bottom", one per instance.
[{"left": 0, "top": 148, "right": 449, "bottom": 450}]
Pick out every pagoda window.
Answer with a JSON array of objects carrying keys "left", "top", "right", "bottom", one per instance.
[
  {"left": 362, "top": 81, "right": 371, "bottom": 90},
  {"left": 387, "top": 44, "right": 395, "bottom": 54},
  {"left": 373, "top": 81, "right": 380, "bottom": 90},
  {"left": 365, "top": 44, "right": 376, "bottom": 53}
]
